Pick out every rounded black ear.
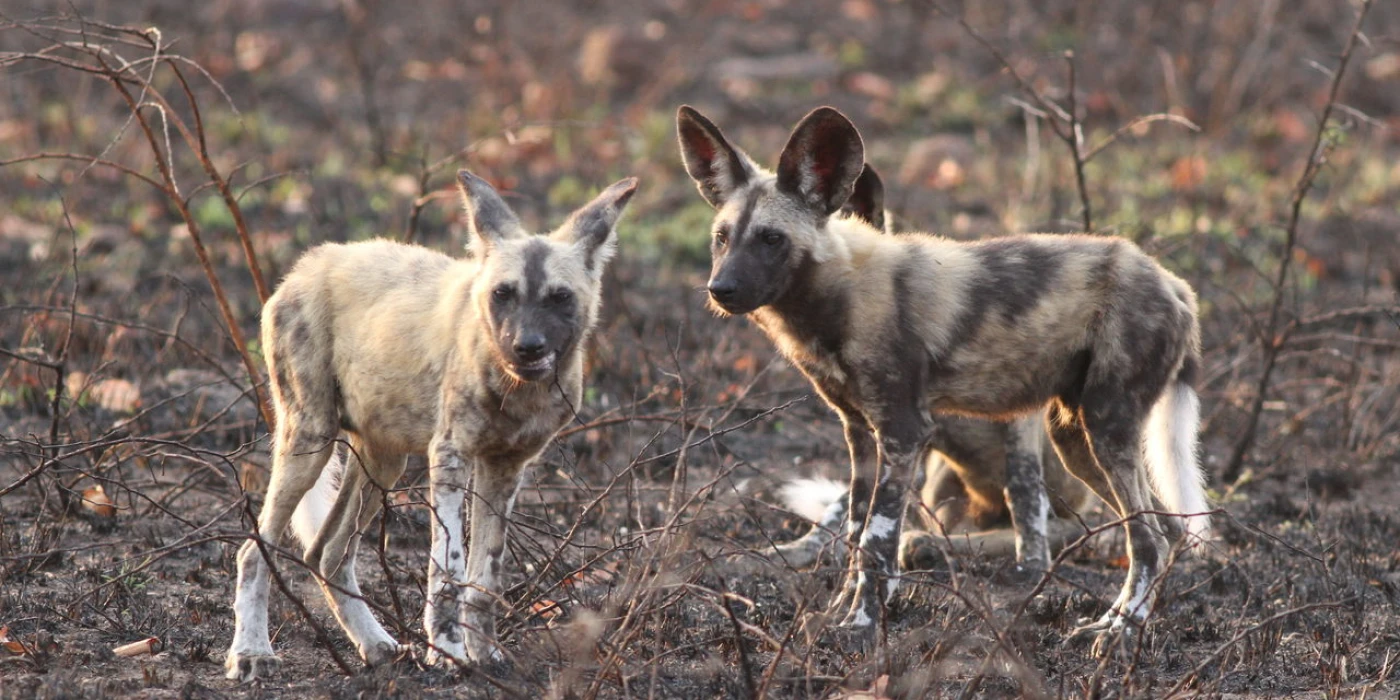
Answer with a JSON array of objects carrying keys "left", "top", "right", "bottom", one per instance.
[
  {"left": 677, "top": 105, "right": 756, "bottom": 208},
  {"left": 775, "top": 107, "right": 865, "bottom": 218},
  {"left": 457, "top": 170, "right": 523, "bottom": 249},
  {"left": 842, "top": 163, "right": 886, "bottom": 231},
  {"left": 565, "top": 177, "right": 639, "bottom": 271}
]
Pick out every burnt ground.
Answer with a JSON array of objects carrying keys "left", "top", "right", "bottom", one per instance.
[{"left": 2, "top": 1, "right": 1400, "bottom": 698}]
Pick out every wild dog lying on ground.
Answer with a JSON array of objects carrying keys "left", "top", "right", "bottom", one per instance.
[
  {"left": 676, "top": 105, "right": 1210, "bottom": 653},
  {"left": 768, "top": 165, "right": 1096, "bottom": 573},
  {"left": 225, "top": 171, "right": 638, "bottom": 680}
]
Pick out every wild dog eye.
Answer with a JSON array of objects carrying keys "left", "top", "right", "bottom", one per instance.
[
  {"left": 759, "top": 229, "right": 784, "bottom": 246},
  {"left": 492, "top": 285, "right": 515, "bottom": 301},
  {"left": 714, "top": 226, "right": 730, "bottom": 247},
  {"left": 548, "top": 288, "right": 573, "bottom": 305}
]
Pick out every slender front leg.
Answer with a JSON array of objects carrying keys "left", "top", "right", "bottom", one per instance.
[
  {"left": 424, "top": 437, "right": 471, "bottom": 668},
  {"left": 840, "top": 418, "right": 879, "bottom": 543},
  {"left": 461, "top": 460, "right": 525, "bottom": 665},
  {"left": 825, "top": 400, "right": 878, "bottom": 612},
  {"left": 773, "top": 386, "right": 875, "bottom": 569},
  {"left": 838, "top": 412, "right": 928, "bottom": 638},
  {"left": 1003, "top": 415, "right": 1051, "bottom": 574}
]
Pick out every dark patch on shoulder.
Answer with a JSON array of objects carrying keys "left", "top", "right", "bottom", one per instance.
[
  {"left": 875, "top": 247, "right": 932, "bottom": 400},
  {"left": 521, "top": 239, "right": 551, "bottom": 299}
]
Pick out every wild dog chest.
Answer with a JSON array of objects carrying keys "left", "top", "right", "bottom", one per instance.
[
  {"left": 753, "top": 309, "right": 853, "bottom": 386},
  {"left": 448, "top": 380, "right": 576, "bottom": 460}
]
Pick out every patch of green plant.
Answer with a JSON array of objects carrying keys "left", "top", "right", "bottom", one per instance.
[
  {"left": 933, "top": 86, "right": 989, "bottom": 133},
  {"left": 617, "top": 199, "right": 714, "bottom": 267},
  {"left": 838, "top": 39, "right": 866, "bottom": 69},
  {"left": 548, "top": 174, "right": 589, "bottom": 210},
  {"left": 191, "top": 194, "right": 234, "bottom": 231}
]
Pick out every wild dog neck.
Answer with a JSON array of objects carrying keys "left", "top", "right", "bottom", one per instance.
[{"left": 750, "top": 220, "right": 859, "bottom": 371}]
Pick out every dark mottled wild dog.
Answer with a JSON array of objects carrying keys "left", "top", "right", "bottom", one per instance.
[
  {"left": 225, "top": 172, "right": 638, "bottom": 680},
  {"left": 677, "top": 105, "right": 1210, "bottom": 652},
  {"left": 777, "top": 164, "right": 1096, "bottom": 572}
]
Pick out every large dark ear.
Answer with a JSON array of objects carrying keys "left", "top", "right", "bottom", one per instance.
[
  {"left": 843, "top": 163, "right": 886, "bottom": 231},
  {"left": 565, "top": 177, "right": 639, "bottom": 271},
  {"left": 458, "top": 170, "right": 523, "bottom": 251},
  {"left": 676, "top": 105, "right": 756, "bottom": 208},
  {"left": 775, "top": 107, "right": 865, "bottom": 217}
]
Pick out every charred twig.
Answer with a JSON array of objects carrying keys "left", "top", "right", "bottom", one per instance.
[
  {"left": 926, "top": 1, "right": 1198, "bottom": 233},
  {"left": 1222, "top": 0, "right": 1374, "bottom": 484}
]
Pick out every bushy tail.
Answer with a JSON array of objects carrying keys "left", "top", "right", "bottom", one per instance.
[
  {"left": 777, "top": 477, "right": 848, "bottom": 523},
  {"left": 1144, "top": 356, "right": 1213, "bottom": 542},
  {"left": 289, "top": 447, "right": 345, "bottom": 547}
]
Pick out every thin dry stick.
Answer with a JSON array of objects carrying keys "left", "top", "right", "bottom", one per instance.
[
  {"left": 926, "top": 1, "right": 1197, "bottom": 234},
  {"left": 167, "top": 62, "right": 271, "bottom": 303},
  {"left": 1163, "top": 600, "right": 1348, "bottom": 698},
  {"left": 1222, "top": 0, "right": 1373, "bottom": 484},
  {"left": 1063, "top": 50, "right": 1092, "bottom": 232},
  {"left": 100, "top": 56, "right": 275, "bottom": 431}
]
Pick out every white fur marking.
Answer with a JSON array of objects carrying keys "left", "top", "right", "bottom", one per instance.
[
  {"left": 777, "top": 476, "right": 847, "bottom": 523},
  {"left": 1144, "top": 382, "right": 1212, "bottom": 540},
  {"left": 291, "top": 454, "right": 342, "bottom": 547},
  {"left": 863, "top": 514, "right": 898, "bottom": 543}
]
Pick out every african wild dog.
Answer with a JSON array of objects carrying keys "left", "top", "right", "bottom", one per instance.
[
  {"left": 775, "top": 164, "right": 1096, "bottom": 572},
  {"left": 677, "top": 105, "right": 1210, "bottom": 652},
  {"left": 225, "top": 171, "right": 638, "bottom": 680}
]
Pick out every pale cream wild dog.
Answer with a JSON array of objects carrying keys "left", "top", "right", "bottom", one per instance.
[
  {"left": 676, "top": 105, "right": 1210, "bottom": 653},
  {"left": 225, "top": 171, "right": 638, "bottom": 680},
  {"left": 775, "top": 165, "right": 1096, "bottom": 573}
]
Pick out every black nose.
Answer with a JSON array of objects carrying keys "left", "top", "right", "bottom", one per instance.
[
  {"left": 514, "top": 333, "right": 547, "bottom": 360},
  {"left": 708, "top": 279, "right": 738, "bottom": 302}
]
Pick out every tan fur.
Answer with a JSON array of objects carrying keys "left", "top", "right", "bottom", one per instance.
[{"left": 226, "top": 173, "right": 636, "bottom": 680}]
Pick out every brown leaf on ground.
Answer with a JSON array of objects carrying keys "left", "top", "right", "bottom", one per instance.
[{"left": 81, "top": 484, "right": 117, "bottom": 517}]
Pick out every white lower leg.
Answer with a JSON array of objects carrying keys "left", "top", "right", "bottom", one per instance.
[
  {"left": 228, "top": 540, "right": 274, "bottom": 657},
  {"left": 322, "top": 536, "right": 400, "bottom": 664},
  {"left": 424, "top": 484, "right": 468, "bottom": 664}
]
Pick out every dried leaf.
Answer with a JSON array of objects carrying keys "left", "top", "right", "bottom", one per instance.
[
  {"left": 87, "top": 378, "right": 141, "bottom": 413},
  {"left": 1170, "top": 155, "right": 1207, "bottom": 191},
  {"left": 81, "top": 484, "right": 117, "bottom": 517},
  {"left": 0, "top": 626, "right": 26, "bottom": 656},
  {"left": 531, "top": 600, "right": 563, "bottom": 621}
]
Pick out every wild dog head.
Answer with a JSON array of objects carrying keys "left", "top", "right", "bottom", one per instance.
[
  {"left": 457, "top": 170, "right": 637, "bottom": 381},
  {"left": 676, "top": 106, "right": 865, "bottom": 315},
  {"left": 838, "top": 163, "right": 887, "bottom": 233}
]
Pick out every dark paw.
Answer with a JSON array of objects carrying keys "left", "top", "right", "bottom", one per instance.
[
  {"left": 1068, "top": 615, "right": 1133, "bottom": 658},
  {"left": 898, "top": 531, "right": 945, "bottom": 571},
  {"left": 829, "top": 617, "right": 878, "bottom": 655},
  {"left": 225, "top": 652, "right": 280, "bottom": 682}
]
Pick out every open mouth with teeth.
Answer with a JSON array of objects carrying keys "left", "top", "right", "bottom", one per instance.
[{"left": 510, "top": 351, "right": 558, "bottom": 380}]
